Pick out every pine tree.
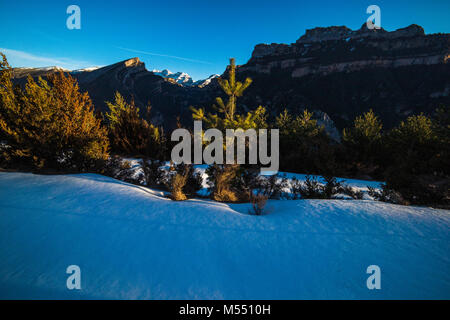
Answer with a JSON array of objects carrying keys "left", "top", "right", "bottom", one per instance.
[
  {"left": 343, "top": 109, "right": 382, "bottom": 148},
  {"left": 275, "top": 108, "right": 331, "bottom": 174},
  {"left": 191, "top": 58, "right": 259, "bottom": 130},
  {"left": 215, "top": 58, "right": 252, "bottom": 121},
  {"left": 342, "top": 109, "right": 383, "bottom": 174},
  {"left": 387, "top": 113, "right": 437, "bottom": 174},
  {"left": 189, "top": 58, "right": 264, "bottom": 203},
  {"left": 105, "top": 91, "right": 128, "bottom": 128},
  {"left": 0, "top": 53, "right": 22, "bottom": 148},
  {"left": 382, "top": 113, "right": 449, "bottom": 206}
]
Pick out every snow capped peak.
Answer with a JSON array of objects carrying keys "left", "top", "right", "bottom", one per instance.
[
  {"left": 193, "top": 74, "right": 220, "bottom": 87},
  {"left": 151, "top": 69, "right": 194, "bottom": 86},
  {"left": 152, "top": 69, "right": 172, "bottom": 77},
  {"left": 151, "top": 69, "right": 218, "bottom": 87}
]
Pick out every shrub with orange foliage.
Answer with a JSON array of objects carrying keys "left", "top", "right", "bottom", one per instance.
[{"left": 0, "top": 53, "right": 109, "bottom": 171}]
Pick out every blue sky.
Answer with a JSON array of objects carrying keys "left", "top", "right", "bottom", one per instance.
[{"left": 0, "top": 0, "right": 449, "bottom": 80}]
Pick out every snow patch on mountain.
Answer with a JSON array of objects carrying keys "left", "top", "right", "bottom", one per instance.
[
  {"left": 194, "top": 74, "right": 219, "bottom": 87},
  {"left": 152, "top": 69, "right": 194, "bottom": 85},
  {"left": 151, "top": 69, "right": 218, "bottom": 87},
  {"left": 14, "top": 66, "right": 71, "bottom": 72},
  {"left": 71, "top": 66, "right": 102, "bottom": 74}
]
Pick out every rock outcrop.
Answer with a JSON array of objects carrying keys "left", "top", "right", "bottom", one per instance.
[{"left": 246, "top": 24, "right": 448, "bottom": 78}]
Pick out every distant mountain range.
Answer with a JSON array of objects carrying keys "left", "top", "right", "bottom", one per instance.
[
  {"left": 151, "top": 69, "right": 219, "bottom": 87},
  {"left": 10, "top": 23, "right": 450, "bottom": 132},
  {"left": 12, "top": 66, "right": 218, "bottom": 88}
]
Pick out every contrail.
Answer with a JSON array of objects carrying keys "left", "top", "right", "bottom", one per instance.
[{"left": 115, "top": 46, "right": 213, "bottom": 65}]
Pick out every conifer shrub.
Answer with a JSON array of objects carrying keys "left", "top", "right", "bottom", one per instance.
[
  {"left": 141, "top": 158, "right": 166, "bottom": 188},
  {"left": 342, "top": 109, "right": 383, "bottom": 177},
  {"left": 103, "top": 155, "right": 124, "bottom": 177},
  {"left": 259, "top": 174, "right": 289, "bottom": 199},
  {"left": 276, "top": 109, "right": 334, "bottom": 174},
  {"left": 367, "top": 185, "right": 407, "bottom": 205},
  {"left": 321, "top": 176, "right": 342, "bottom": 199},
  {"left": 106, "top": 92, "right": 165, "bottom": 158},
  {"left": 0, "top": 54, "right": 109, "bottom": 171},
  {"left": 339, "top": 185, "right": 364, "bottom": 200},
  {"left": 296, "top": 175, "right": 324, "bottom": 199},
  {"left": 381, "top": 111, "right": 449, "bottom": 206},
  {"left": 232, "top": 166, "right": 262, "bottom": 201},
  {"left": 293, "top": 175, "right": 362, "bottom": 200},
  {"left": 101, "top": 156, "right": 141, "bottom": 184},
  {"left": 180, "top": 164, "right": 203, "bottom": 198},
  {"left": 290, "top": 177, "right": 304, "bottom": 200}
]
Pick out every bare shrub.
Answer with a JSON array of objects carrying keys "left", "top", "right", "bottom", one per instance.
[
  {"left": 248, "top": 192, "right": 269, "bottom": 215},
  {"left": 206, "top": 164, "right": 239, "bottom": 202},
  {"left": 164, "top": 163, "right": 203, "bottom": 200},
  {"left": 165, "top": 166, "right": 189, "bottom": 201}
]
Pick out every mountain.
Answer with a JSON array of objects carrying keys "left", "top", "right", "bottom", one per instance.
[
  {"left": 151, "top": 69, "right": 194, "bottom": 86},
  {"left": 236, "top": 23, "right": 449, "bottom": 128},
  {"left": 193, "top": 74, "right": 220, "bottom": 88},
  {"left": 151, "top": 69, "right": 219, "bottom": 87},
  {"left": 12, "top": 66, "right": 71, "bottom": 78},
  {"left": 71, "top": 58, "right": 219, "bottom": 127},
  {"left": 10, "top": 23, "right": 449, "bottom": 130},
  {"left": 71, "top": 66, "right": 102, "bottom": 74}
]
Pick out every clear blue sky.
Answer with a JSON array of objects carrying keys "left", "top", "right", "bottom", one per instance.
[{"left": 1, "top": 0, "right": 449, "bottom": 80}]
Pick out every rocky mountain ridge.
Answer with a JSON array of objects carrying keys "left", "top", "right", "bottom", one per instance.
[
  {"left": 9, "top": 23, "right": 449, "bottom": 131},
  {"left": 247, "top": 24, "right": 448, "bottom": 78}
]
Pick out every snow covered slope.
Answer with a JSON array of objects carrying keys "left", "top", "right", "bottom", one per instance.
[
  {"left": 70, "top": 67, "right": 102, "bottom": 74},
  {"left": 151, "top": 69, "right": 194, "bottom": 86},
  {"left": 0, "top": 172, "right": 449, "bottom": 299}
]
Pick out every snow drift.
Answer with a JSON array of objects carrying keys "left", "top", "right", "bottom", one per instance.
[{"left": 0, "top": 172, "right": 449, "bottom": 299}]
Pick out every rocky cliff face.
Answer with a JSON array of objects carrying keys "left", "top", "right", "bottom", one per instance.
[
  {"left": 245, "top": 24, "right": 448, "bottom": 78},
  {"left": 235, "top": 23, "right": 449, "bottom": 129}
]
